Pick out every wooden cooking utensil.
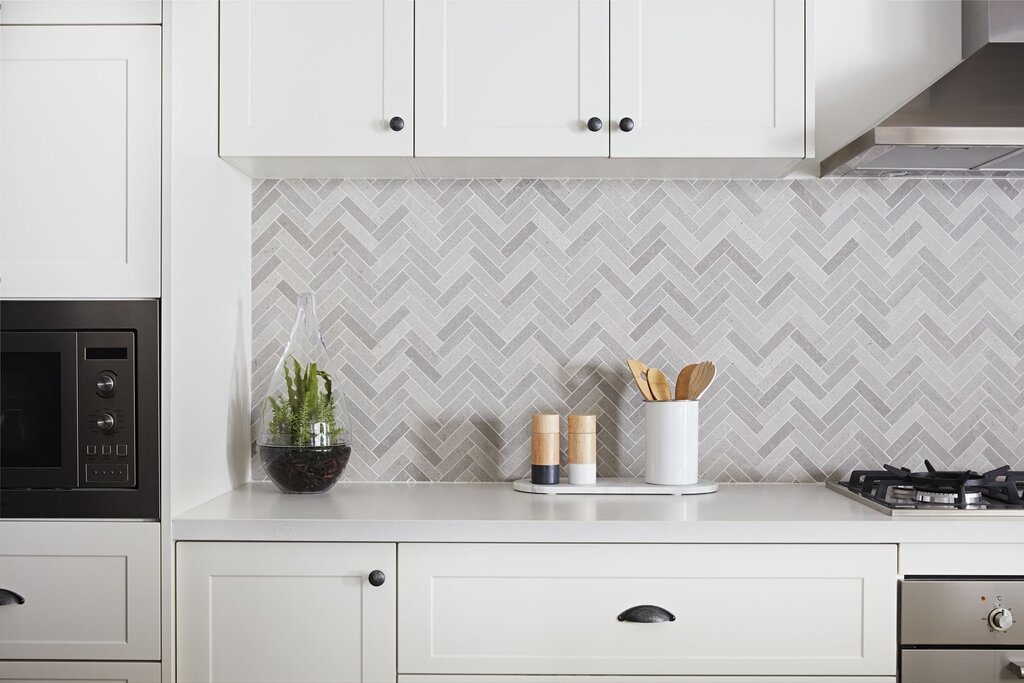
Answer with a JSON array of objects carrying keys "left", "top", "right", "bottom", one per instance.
[
  {"left": 627, "top": 360, "right": 655, "bottom": 401},
  {"left": 688, "top": 361, "right": 716, "bottom": 400},
  {"left": 646, "top": 367, "right": 672, "bottom": 401},
  {"left": 675, "top": 364, "right": 697, "bottom": 400}
]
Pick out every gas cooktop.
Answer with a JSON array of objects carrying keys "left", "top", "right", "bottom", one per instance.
[{"left": 827, "top": 460, "right": 1024, "bottom": 517}]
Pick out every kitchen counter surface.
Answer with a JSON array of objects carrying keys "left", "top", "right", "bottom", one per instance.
[{"left": 174, "top": 482, "right": 1024, "bottom": 544}]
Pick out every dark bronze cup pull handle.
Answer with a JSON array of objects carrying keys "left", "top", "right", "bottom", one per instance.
[
  {"left": 0, "top": 589, "right": 26, "bottom": 606},
  {"left": 617, "top": 604, "right": 675, "bottom": 623}
]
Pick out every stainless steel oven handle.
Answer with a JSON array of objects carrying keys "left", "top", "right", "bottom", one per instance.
[{"left": 1009, "top": 661, "right": 1024, "bottom": 679}]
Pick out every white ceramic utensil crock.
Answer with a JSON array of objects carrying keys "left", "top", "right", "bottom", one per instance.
[{"left": 644, "top": 400, "right": 698, "bottom": 485}]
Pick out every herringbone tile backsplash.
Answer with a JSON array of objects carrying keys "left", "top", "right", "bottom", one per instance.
[{"left": 252, "top": 178, "right": 1024, "bottom": 483}]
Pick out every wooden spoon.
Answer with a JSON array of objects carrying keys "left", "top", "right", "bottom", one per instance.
[
  {"left": 626, "top": 360, "right": 655, "bottom": 401},
  {"left": 646, "top": 367, "right": 672, "bottom": 401},
  {"left": 675, "top": 364, "right": 697, "bottom": 400},
  {"left": 688, "top": 361, "right": 716, "bottom": 400}
]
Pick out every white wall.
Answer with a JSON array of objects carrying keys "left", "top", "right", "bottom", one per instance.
[
  {"left": 167, "top": 0, "right": 252, "bottom": 515},
  {"left": 798, "top": 0, "right": 962, "bottom": 174}
]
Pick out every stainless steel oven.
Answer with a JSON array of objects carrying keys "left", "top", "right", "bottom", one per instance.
[
  {"left": 0, "top": 300, "right": 158, "bottom": 518},
  {"left": 902, "top": 578, "right": 1024, "bottom": 682}
]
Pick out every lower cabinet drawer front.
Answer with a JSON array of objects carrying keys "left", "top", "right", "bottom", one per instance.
[
  {"left": 398, "top": 543, "right": 897, "bottom": 676},
  {"left": 0, "top": 661, "right": 161, "bottom": 682},
  {"left": 0, "top": 522, "right": 160, "bottom": 661}
]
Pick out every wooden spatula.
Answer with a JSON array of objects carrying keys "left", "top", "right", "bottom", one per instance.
[
  {"left": 646, "top": 367, "right": 672, "bottom": 401},
  {"left": 627, "top": 360, "right": 655, "bottom": 401},
  {"left": 675, "top": 364, "right": 697, "bottom": 400},
  {"left": 688, "top": 361, "right": 716, "bottom": 400}
]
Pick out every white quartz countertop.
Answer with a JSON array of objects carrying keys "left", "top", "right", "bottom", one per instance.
[{"left": 173, "top": 482, "right": 1024, "bottom": 544}]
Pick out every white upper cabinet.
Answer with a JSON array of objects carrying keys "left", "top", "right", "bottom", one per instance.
[
  {"left": 0, "top": 1, "right": 161, "bottom": 24},
  {"left": 220, "top": 0, "right": 413, "bottom": 158},
  {"left": 0, "top": 26, "right": 161, "bottom": 299},
  {"left": 611, "top": 0, "right": 806, "bottom": 158},
  {"left": 414, "top": 0, "right": 610, "bottom": 157},
  {"left": 217, "top": 0, "right": 810, "bottom": 170}
]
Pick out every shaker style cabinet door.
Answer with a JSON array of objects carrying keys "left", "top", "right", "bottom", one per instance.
[
  {"left": 220, "top": 0, "right": 413, "bottom": 157},
  {"left": 177, "top": 542, "right": 397, "bottom": 683},
  {"left": 415, "top": 0, "right": 609, "bottom": 157},
  {"left": 611, "top": 0, "right": 806, "bottom": 158},
  {"left": 0, "top": 26, "right": 161, "bottom": 298}
]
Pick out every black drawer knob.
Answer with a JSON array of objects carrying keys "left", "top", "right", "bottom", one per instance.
[
  {"left": 619, "top": 117, "right": 635, "bottom": 132},
  {"left": 587, "top": 117, "right": 603, "bottom": 132},
  {"left": 368, "top": 570, "right": 386, "bottom": 587},
  {"left": 389, "top": 116, "right": 405, "bottom": 132},
  {"left": 617, "top": 604, "right": 674, "bottom": 623},
  {"left": 0, "top": 589, "right": 26, "bottom": 606}
]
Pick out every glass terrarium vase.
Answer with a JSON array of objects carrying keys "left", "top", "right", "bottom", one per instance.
[{"left": 257, "top": 293, "right": 352, "bottom": 493}]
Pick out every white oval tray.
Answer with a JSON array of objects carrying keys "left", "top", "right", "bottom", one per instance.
[{"left": 512, "top": 477, "right": 718, "bottom": 495}]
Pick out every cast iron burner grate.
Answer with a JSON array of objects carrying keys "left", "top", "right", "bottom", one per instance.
[{"left": 845, "top": 460, "right": 1024, "bottom": 509}]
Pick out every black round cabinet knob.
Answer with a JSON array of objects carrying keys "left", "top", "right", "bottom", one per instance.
[
  {"left": 389, "top": 116, "right": 405, "bottom": 132},
  {"left": 368, "top": 570, "right": 386, "bottom": 587},
  {"left": 587, "top": 117, "right": 603, "bottom": 132},
  {"left": 619, "top": 117, "right": 635, "bottom": 132}
]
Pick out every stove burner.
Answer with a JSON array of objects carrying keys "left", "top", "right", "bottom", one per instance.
[{"left": 844, "top": 459, "right": 1024, "bottom": 510}]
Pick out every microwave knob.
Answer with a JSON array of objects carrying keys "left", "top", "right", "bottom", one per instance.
[
  {"left": 989, "top": 607, "right": 1014, "bottom": 632},
  {"left": 96, "top": 374, "right": 116, "bottom": 398},
  {"left": 96, "top": 413, "right": 116, "bottom": 433}
]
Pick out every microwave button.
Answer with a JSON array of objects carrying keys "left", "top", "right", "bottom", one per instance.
[
  {"left": 116, "top": 444, "right": 128, "bottom": 456},
  {"left": 86, "top": 445, "right": 97, "bottom": 455},
  {"left": 96, "top": 374, "right": 116, "bottom": 398},
  {"left": 101, "top": 445, "right": 112, "bottom": 456},
  {"left": 96, "top": 413, "right": 115, "bottom": 433}
]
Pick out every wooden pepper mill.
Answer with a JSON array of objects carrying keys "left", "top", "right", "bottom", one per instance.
[
  {"left": 531, "top": 413, "right": 560, "bottom": 485},
  {"left": 567, "top": 414, "right": 597, "bottom": 485}
]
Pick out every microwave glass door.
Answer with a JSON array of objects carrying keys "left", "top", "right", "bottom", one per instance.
[{"left": 0, "top": 332, "right": 79, "bottom": 488}]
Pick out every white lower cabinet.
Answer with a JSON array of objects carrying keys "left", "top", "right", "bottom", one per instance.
[
  {"left": 0, "top": 522, "right": 160, "bottom": 662},
  {"left": 176, "top": 542, "right": 397, "bottom": 683},
  {"left": 398, "top": 543, "right": 897, "bottom": 677},
  {"left": 175, "top": 541, "right": 896, "bottom": 682},
  {"left": 0, "top": 661, "right": 160, "bottom": 683}
]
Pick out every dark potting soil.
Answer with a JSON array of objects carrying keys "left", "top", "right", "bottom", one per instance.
[{"left": 259, "top": 444, "right": 352, "bottom": 493}]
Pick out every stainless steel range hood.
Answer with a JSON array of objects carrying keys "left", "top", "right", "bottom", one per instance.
[{"left": 821, "top": 0, "right": 1024, "bottom": 177}]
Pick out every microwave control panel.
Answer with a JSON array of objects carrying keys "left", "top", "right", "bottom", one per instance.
[{"left": 79, "top": 331, "right": 136, "bottom": 487}]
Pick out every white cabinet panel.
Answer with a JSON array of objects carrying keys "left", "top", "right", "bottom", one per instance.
[
  {"left": 399, "top": 543, "right": 896, "bottom": 676},
  {"left": 0, "top": 26, "right": 161, "bottom": 298},
  {"left": 220, "top": 0, "right": 412, "bottom": 157},
  {"left": 0, "top": 522, "right": 160, "bottom": 662},
  {"left": 415, "top": 0, "right": 609, "bottom": 157},
  {"left": 0, "top": 1, "right": 161, "bottom": 24},
  {"left": 611, "top": 0, "right": 806, "bottom": 158},
  {"left": 0, "top": 661, "right": 160, "bottom": 683},
  {"left": 177, "top": 542, "right": 396, "bottom": 683}
]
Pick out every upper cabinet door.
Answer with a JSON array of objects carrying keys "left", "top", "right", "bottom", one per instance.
[
  {"left": 415, "top": 0, "right": 609, "bottom": 157},
  {"left": 0, "top": 26, "right": 161, "bottom": 299},
  {"left": 611, "top": 0, "right": 806, "bottom": 158},
  {"left": 220, "top": 0, "right": 413, "bottom": 157}
]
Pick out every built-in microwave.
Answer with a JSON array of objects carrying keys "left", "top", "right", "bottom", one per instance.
[{"left": 0, "top": 300, "right": 159, "bottom": 519}]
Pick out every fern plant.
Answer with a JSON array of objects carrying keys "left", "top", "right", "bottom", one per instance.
[{"left": 266, "top": 357, "right": 344, "bottom": 446}]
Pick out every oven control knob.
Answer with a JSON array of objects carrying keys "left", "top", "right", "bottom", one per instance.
[
  {"left": 989, "top": 607, "right": 1014, "bottom": 632},
  {"left": 96, "top": 413, "right": 116, "bottom": 433},
  {"left": 96, "top": 374, "right": 116, "bottom": 398}
]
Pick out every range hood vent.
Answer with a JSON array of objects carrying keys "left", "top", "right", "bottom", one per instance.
[{"left": 822, "top": 1, "right": 1024, "bottom": 177}]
